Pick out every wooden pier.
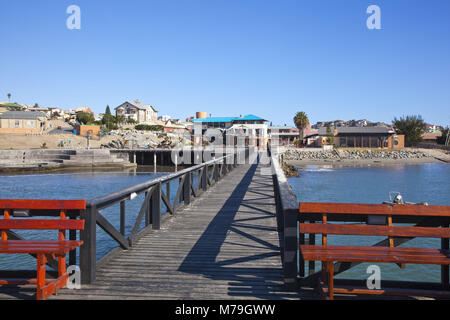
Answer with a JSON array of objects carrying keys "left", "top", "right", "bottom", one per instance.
[
  {"left": 0, "top": 154, "right": 315, "bottom": 300},
  {"left": 53, "top": 162, "right": 308, "bottom": 299},
  {"left": 1, "top": 148, "right": 448, "bottom": 300}
]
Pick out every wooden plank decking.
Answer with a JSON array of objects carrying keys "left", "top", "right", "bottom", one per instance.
[{"left": 0, "top": 161, "right": 316, "bottom": 300}]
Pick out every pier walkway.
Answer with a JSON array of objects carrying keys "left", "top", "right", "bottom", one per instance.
[{"left": 48, "top": 161, "right": 313, "bottom": 299}]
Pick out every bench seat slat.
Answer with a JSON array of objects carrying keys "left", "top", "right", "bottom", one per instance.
[
  {"left": 300, "top": 245, "right": 450, "bottom": 265},
  {"left": 0, "top": 219, "right": 84, "bottom": 230},
  {"left": 0, "top": 240, "right": 83, "bottom": 254},
  {"left": 299, "top": 223, "right": 450, "bottom": 238}
]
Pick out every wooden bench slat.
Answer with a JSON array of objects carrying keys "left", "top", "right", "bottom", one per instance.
[
  {"left": 300, "top": 245, "right": 450, "bottom": 265},
  {"left": 301, "top": 245, "right": 448, "bottom": 255},
  {"left": 0, "top": 240, "right": 83, "bottom": 247},
  {"left": 299, "top": 223, "right": 450, "bottom": 238},
  {"left": 0, "top": 241, "right": 83, "bottom": 255},
  {"left": 299, "top": 202, "right": 450, "bottom": 217},
  {"left": 0, "top": 199, "right": 86, "bottom": 210},
  {"left": 0, "top": 219, "right": 84, "bottom": 230}
]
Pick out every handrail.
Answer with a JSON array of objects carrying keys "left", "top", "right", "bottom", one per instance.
[
  {"left": 268, "top": 145, "right": 299, "bottom": 289},
  {"left": 88, "top": 153, "right": 234, "bottom": 209}
]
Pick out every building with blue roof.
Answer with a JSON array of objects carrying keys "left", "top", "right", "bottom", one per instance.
[{"left": 191, "top": 113, "right": 269, "bottom": 148}]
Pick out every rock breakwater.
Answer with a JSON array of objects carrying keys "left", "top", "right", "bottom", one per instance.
[{"left": 283, "top": 149, "right": 432, "bottom": 161}]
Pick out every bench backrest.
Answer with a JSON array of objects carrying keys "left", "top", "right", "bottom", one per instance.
[
  {"left": 0, "top": 199, "right": 86, "bottom": 241},
  {"left": 299, "top": 202, "right": 450, "bottom": 247}
]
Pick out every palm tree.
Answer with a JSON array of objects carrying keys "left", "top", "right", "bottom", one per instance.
[
  {"left": 293, "top": 111, "right": 309, "bottom": 146},
  {"left": 7, "top": 93, "right": 11, "bottom": 102}
]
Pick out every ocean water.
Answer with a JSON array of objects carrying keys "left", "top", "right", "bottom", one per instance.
[
  {"left": 288, "top": 162, "right": 450, "bottom": 283},
  {"left": 0, "top": 168, "right": 186, "bottom": 270}
]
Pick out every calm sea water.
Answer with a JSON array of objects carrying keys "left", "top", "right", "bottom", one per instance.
[
  {"left": 0, "top": 168, "right": 182, "bottom": 270},
  {"left": 288, "top": 162, "right": 450, "bottom": 283}
]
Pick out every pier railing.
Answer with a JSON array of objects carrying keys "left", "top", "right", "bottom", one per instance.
[
  {"left": 268, "top": 146, "right": 300, "bottom": 289},
  {"left": 79, "top": 148, "right": 251, "bottom": 284}
]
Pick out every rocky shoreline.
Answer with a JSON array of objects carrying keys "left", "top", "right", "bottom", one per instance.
[
  {"left": 283, "top": 148, "right": 434, "bottom": 162},
  {"left": 279, "top": 147, "right": 450, "bottom": 168}
]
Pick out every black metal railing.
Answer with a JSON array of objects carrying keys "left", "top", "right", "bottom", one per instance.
[{"left": 79, "top": 148, "right": 251, "bottom": 284}]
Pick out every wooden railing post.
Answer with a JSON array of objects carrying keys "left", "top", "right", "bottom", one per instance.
[
  {"left": 80, "top": 205, "right": 97, "bottom": 284},
  {"left": 120, "top": 201, "right": 126, "bottom": 235},
  {"left": 202, "top": 165, "right": 208, "bottom": 191},
  {"left": 214, "top": 162, "right": 220, "bottom": 182},
  {"left": 184, "top": 172, "right": 191, "bottom": 205},
  {"left": 442, "top": 223, "right": 449, "bottom": 289},
  {"left": 151, "top": 183, "right": 161, "bottom": 230},
  {"left": 283, "top": 207, "right": 298, "bottom": 289}
]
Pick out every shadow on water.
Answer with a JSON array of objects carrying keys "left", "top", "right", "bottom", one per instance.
[{"left": 177, "top": 162, "right": 310, "bottom": 299}]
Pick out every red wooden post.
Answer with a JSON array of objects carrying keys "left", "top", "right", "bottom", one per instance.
[
  {"left": 1, "top": 209, "right": 10, "bottom": 241},
  {"left": 36, "top": 254, "right": 47, "bottom": 300},
  {"left": 328, "top": 261, "right": 334, "bottom": 300}
]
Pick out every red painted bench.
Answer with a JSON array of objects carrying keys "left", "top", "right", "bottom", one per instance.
[
  {"left": 0, "top": 200, "right": 85, "bottom": 300},
  {"left": 299, "top": 202, "right": 450, "bottom": 300}
]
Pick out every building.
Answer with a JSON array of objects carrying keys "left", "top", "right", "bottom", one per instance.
[
  {"left": 74, "top": 125, "right": 101, "bottom": 137},
  {"left": 191, "top": 113, "right": 268, "bottom": 148},
  {"left": 75, "top": 107, "right": 95, "bottom": 115},
  {"left": 268, "top": 126, "right": 299, "bottom": 145},
  {"left": 0, "top": 111, "right": 48, "bottom": 134},
  {"left": 421, "top": 132, "right": 442, "bottom": 144},
  {"left": 163, "top": 120, "right": 187, "bottom": 135},
  {"left": 318, "top": 126, "right": 405, "bottom": 149},
  {"left": 115, "top": 100, "right": 158, "bottom": 124},
  {"left": 158, "top": 115, "right": 171, "bottom": 122}
]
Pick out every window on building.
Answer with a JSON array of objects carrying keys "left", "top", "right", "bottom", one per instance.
[
  {"left": 15, "top": 120, "right": 20, "bottom": 128},
  {"left": 339, "top": 137, "right": 347, "bottom": 147},
  {"left": 370, "top": 137, "right": 379, "bottom": 148},
  {"left": 347, "top": 137, "right": 355, "bottom": 147},
  {"left": 363, "top": 136, "right": 370, "bottom": 148}
]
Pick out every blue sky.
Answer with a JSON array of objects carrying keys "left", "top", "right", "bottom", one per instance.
[{"left": 1, "top": 0, "right": 449, "bottom": 127}]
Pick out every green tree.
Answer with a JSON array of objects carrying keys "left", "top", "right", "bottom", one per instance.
[
  {"left": 115, "top": 115, "right": 125, "bottom": 124},
  {"left": 325, "top": 124, "right": 334, "bottom": 145},
  {"left": 392, "top": 115, "right": 426, "bottom": 147},
  {"left": 293, "top": 111, "right": 309, "bottom": 145},
  {"left": 437, "top": 127, "right": 449, "bottom": 145},
  {"left": 105, "top": 105, "right": 111, "bottom": 115},
  {"left": 7, "top": 93, "right": 11, "bottom": 101},
  {"left": 76, "top": 112, "right": 95, "bottom": 125}
]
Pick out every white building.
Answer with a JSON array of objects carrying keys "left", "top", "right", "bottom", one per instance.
[{"left": 115, "top": 100, "right": 158, "bottom": 124}]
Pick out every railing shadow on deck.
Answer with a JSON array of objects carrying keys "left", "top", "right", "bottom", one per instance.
[{"left": 177, "top": 160, "right": 309, "bottom": 299}]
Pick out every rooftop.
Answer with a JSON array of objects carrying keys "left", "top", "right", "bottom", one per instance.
[
  {"left": 191, "top": 114, "right": 266, "bottom": 123},
  {"left": 0, "top": 111, "right": 48, "bottom": 120},
  {"left": 116, "top": 100, "right": 158, "bottom": 113},
  {"left": 318, "top": 126, "right": 395, "bottom": 135}
]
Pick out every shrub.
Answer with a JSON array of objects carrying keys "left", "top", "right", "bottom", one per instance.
[{"left": 135, "top": 124, "right": 163, "bottom": 131}]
